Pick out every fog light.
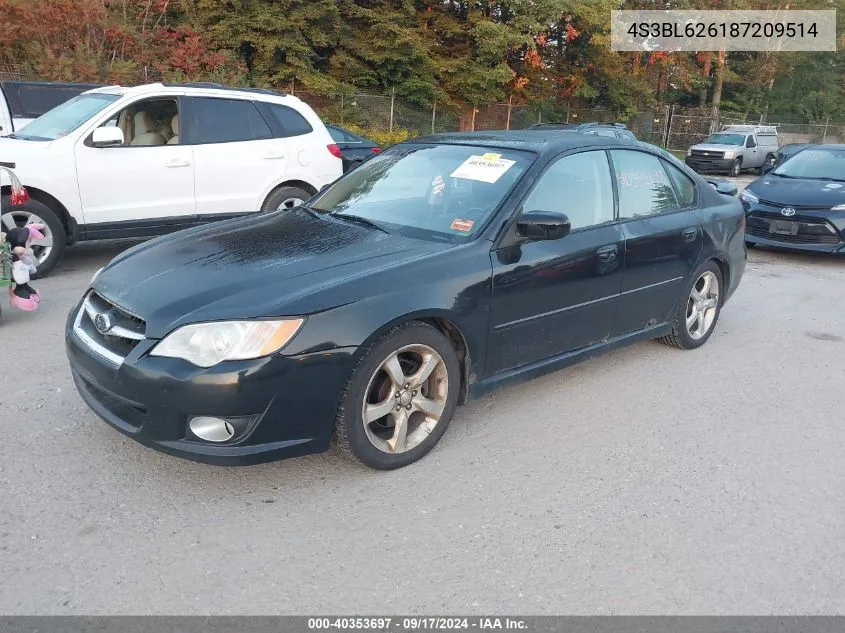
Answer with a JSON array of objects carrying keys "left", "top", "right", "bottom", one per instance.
[{"left": 189, "top": 416, "right": 235, "bottom": 442}]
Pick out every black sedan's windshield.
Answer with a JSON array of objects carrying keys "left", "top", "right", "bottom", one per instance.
[
  {"left": 773, "top": 148, "right": 845, "bottom": 181},
  {"left": 702, "top": 133, "right": 745, "bottom": 146},
  {"left": 311, "top": 143, "right": 533, "bottom": 241}
]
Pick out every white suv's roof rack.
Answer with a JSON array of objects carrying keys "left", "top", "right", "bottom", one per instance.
[{"left": 720, "top": 124, "right": 778, "bottom": 134}]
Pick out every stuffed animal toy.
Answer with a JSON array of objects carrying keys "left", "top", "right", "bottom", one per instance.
[{"left": 4, "top": 224, "right": 44, "bottom": 311}]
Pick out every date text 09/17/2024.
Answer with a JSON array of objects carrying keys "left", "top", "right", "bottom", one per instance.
[{"left": 307, "top": 617, "right": 528, "bottom": 630}]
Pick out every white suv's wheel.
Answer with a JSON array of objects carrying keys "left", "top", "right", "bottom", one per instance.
[
  {"left": 1, "top": 197, "right": 65, "bottom": 277},
  {"left": 261, "top": 186, "right": 311, "bottom": 212}
]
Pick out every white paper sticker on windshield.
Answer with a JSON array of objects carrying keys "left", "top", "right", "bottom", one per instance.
[{"left": 450, "top": 155, "right": 516, "bottom": 184}]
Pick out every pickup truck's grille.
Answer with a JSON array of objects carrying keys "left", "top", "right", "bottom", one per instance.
[
  {"left": 73, "top": 291, "right": 146, "bottom": 365},
  {"left": 690, "top": 149, "right": 725, "bottom": 159}
]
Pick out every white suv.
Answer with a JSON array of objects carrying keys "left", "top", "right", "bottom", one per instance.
[{"left": 0, "top": 82, "right": 343, "bottom": 275}]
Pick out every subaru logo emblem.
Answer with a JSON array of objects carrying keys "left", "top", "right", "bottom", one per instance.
[
  {"left": 781, "top": 207, "right": 796, "bottom": 217},
  {"left": 94, "top": 312, "right": 113, "bottom": 334},
  {"left": 703, "top": 152, "right": 709, "bottom": 156}
]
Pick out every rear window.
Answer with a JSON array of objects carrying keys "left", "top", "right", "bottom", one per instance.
[{"left": 186, "top": 97, "right": 273, "bottom": 144}]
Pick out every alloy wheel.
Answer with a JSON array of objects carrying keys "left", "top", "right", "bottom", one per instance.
[
  {"left": 276, "top": 197, "right": 304, "bottom": 211},
  {"left": 361, "top": 344, "right": 449, "bottom": 454},
  {"left": 686, "top": 271, "right": 720, "bottom": 340},
  {"left": 1, "top": 210, "right": 54, "bottom": 267}
]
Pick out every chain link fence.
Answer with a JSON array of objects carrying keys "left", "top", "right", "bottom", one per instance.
[{"left": 5, "top": 61, "right": 845, "bottom": 149}]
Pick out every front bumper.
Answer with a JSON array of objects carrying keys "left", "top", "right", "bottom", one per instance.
[
  {"left": 686, "top": 156, "right": 734, "bottom": 173},
  {"left": 743, "top": 203, "right": 845, "bottom": 255},
  {"left": 66, "top": 302, "right": 357, "bottom": 466}
]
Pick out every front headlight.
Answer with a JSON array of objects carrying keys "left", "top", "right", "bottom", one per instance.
[
  {"left": 831, "top": 203, "right": 845, "bottom": 211},
  {"left": 723, "top": 151, "right": 736, "bottom": 159},
  {"left": 739, "top": 189, "right": 759, "bottom": 204},
  {"left": 151, "top": 319, "right": 305, "bottom": 367}
]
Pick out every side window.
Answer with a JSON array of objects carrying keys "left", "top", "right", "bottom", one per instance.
[
  {"left": 188, "top": 97, "right": 272, "bottom": 144},
  {"left": 522, "top": 150, "right": 614, "bottom": 231},
  {"left": 746, "top": 136, "right": 756, "bottom": 148},
  {"left": 96, "top": 98, "right": 179, "bottom": 146},
  {"left": 259, "top": 103, "right": 314, "bottom": 138},
  {"left": 662, "top": 160, "right": 696, "bottom": 206},
  {"left": 610, "top": 150, "right": 680, "bottom": 218}
]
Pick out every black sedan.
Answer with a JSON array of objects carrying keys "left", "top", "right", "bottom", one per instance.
[
  {"left": 325, "top": 124, "right": 381, "bottom": 172},
  {"left": 741, "top": 144, "right": 845, "bottom": 254},
  {"left": 66, "top": 131, "right": 746, "bottom": 470}
]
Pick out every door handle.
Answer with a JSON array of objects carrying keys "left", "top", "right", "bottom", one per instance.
[
  {"left": 596, "top": 245, "right": 618, "bottom": 261},
  {"left": 682, "top": 227, "right": 698, "bottom": 242},
  {"left": 165, "top": 159, "right": 191, "bottom": 168},
  {"left": 264, "top": 152, "right": 287, "bottom": 160}
]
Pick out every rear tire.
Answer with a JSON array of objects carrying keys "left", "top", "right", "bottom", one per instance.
[
  {"left": 260, "top": 186, "right": 312, "bottom": 212},
  {"left": 1, "top": 196, "right": 66, "bottom": 278},
  {"left": 333, "top": 321, "right": 460, "bottom": 470},
  {"left": 659, "top": 261, "right": 723, "bottom": 350}
]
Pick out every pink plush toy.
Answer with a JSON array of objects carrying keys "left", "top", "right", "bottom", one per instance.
[{"left": 5, "top": 223, "right": 44, "bottom": 312}]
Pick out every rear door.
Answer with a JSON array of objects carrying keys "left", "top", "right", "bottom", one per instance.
[
  {"left": 608, "top": 149, "right": 703, "bottom": 336},
  {"left": 183, "top": 96, "right": 286, "bottom": 216}
]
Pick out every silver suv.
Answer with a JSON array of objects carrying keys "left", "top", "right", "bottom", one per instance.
[{"left": 685, "top": 125, "right": 779, "bottom": 176}]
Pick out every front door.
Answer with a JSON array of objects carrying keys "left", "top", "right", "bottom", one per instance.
[
  {"left": 487, "top": 150, "right": 625, "bottom": 375},
  {"left": 74, "top": 96, "right": 196, "bottom": 231},
  {"left": 608, "top": 149, "right": 703, "bottom": 336}
]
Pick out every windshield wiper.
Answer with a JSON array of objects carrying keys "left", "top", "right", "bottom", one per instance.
[
  {"left": 331, "top": 213, "right": 390, "bottom": 234},
  {"left": 813, "top": 176, "right": 845, "bottom": 183}
]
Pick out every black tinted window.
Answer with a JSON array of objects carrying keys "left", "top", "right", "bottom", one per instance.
[
  {"left": 663, "top": 161, "right": 696, "bottom": 206},
  {"left": 327, "top": 126, "right": 345, "bottom": 142},
  {"left": 263, "top": 103, "right": 313, "bottom": 137},
  {"left": 188, "top": 97, "right": 272, "bottom": 144},
  {"left": 746, "top": 136, "right": 756, "bottom": 148},
  {"left": 611, "top": 150, "right": 680, "bottom": 218}
]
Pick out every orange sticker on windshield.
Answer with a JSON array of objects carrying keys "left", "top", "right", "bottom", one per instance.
[{"left": 450, "top": 218, "right": 474, "bottom": 232}]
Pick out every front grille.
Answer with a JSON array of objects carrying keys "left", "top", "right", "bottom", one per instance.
[
  {"left": 747, "top": 215, "right": 842, "bottom": 245},
  {"left": 73, "top": 291, "right": 146, "bottom": 365},
  {"left": 691, "top": 149, "right": 725, "bottom": 159},
  {"left": 758, "top": 199, "right": 833, "bottom": 212}
]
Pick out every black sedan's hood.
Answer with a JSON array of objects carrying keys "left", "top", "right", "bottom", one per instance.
[
  {"left": 94, "top": 210, "right": 453, "bottom": 337},
  {"left": 749, "top": 174, "right": 845, "bottom": 206}
]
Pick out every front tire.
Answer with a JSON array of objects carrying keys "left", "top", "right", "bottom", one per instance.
[
  {"left": 333, "top": 321, "right": 460, "bottom": 470},
  {"left": 729, "top": 159, "right": 742, "bottom": 177},
  {"left": 1, "top": 197, "right": 66, "bottom": 278},
  {"left": 659, "top": 261, "right": 723, "bottom": 350},
  {"left": 260, "top": 186, "right": 311, "bottom": 212}
]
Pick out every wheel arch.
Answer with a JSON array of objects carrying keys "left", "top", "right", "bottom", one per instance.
[
  {"left": 354, "top": 311, "right": 475, "bottom": 406},
  {"left": 260, "top": 180, "right": 318, "bottom": 208},
  {"left": 1, "top": 184, "right": 73, "bottom": 241},
  {"left": 711, "top": 255, "right": 731, "bottom": 300}
]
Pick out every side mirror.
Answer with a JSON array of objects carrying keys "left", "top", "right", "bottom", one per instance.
[
  {"left": 92, "top": 126, "right": 124, "bottom": 148},
  {"left": 516, "top": 210, "right": 571, "bottom": 241},
  {"left": 705, "top": 179, "right": 738, "bottom": 197}
]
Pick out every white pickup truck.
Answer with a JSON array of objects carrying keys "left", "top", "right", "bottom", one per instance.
[{"left": 0, "top": 82, "right": 344, "bottom": 276}]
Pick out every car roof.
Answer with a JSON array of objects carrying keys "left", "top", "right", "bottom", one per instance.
[
  {"left": 404, "top": 130, "right": 639, "bottom": 155},
  {"left": 82, "top": 82, "right": 300, "bottom": 104}
]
